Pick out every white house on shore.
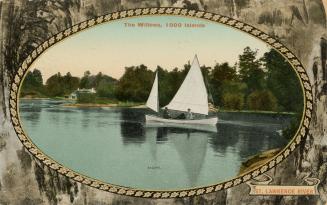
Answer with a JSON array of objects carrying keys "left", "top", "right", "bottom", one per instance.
[{"left": 69, "top": 88, "right": 96, "bottom": 100}]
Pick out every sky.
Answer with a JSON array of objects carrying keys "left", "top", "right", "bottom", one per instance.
[{"left": 31, "top": 15, "right": 270, "bottom": 81}]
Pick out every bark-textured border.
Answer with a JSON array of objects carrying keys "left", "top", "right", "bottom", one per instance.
[{"left": 9, "top": 8, "right": 313, "bottom": 198}]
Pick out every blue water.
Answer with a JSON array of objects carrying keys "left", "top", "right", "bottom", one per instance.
[{"left": 19, "top": 99, "right": 291, "bottom": 190}]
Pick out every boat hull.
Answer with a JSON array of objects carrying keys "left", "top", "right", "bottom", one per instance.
[{"left": 145, "top": 115, "right": 218, "bottom": 125}]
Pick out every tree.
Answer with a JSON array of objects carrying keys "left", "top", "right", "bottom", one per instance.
[
  {"left": 43, "top": 72, "right": 80, "bottom": 97},
  {"left": 62, "top": 72, "right": 79, "bottom": 95},
  {"left": 209, "top": 62, "right": 237, "bottom": 106},
  {"left": 32, "top": 69, "right": 43, "bottom": 86},
  {"left": 45, "top": 72, "right": 64, "bottom": 97},
  {"left": 23, "top": 70, "right": 42, "bottom": 89},
  {"left": 79, "top": 70, "right": 92, "bottom": 89},
  {"left": 21, "top": 69, "right": 45, "bottom": 97},
  {"left": 238, "top": 47, "right": 265, "bottom": 93},
  {"left": 263, "top": 49, "right": 303, "bottom": 112},
  {"left": 97, "top": 79, "right": 115, "bottom": 98},
  {"left": 157, "top": 66, "right": 172, "bottom": 106},
  {"left": 157, "top": 66, "right": 188, "bottom": 106},
  {"left": 95, "top": 72, "right": 103, "bottom": 88},
  {"left": 115, "top": 65, "right": 154, "bottom": 102}
]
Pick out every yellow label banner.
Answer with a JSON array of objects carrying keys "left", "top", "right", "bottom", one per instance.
[{"left": 247, "top": 174, "right": 320, "bottom": 196}]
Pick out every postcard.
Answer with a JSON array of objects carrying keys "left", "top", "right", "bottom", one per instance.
[{"left": 0, "top": 0, "right": 326, "bottom": 204}]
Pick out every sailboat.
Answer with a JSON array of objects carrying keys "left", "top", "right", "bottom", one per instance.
[{"left": 145, "top": 55, "right": 218, "bottom": 125}]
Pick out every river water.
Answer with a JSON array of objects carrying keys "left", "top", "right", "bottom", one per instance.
[{"left": 19, "top": 99, "right": 292, "bottom": 190}]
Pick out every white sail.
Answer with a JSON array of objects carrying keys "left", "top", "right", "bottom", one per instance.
[
  {"left": 165, "top": 55, "right": 209, "bottom": 115},
  {"left": 146, "top": 72, "right": 159, "bottom": 112}
]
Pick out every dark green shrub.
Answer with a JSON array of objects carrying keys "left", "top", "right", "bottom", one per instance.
[
  {"left": 247, "top": 90, "right": 278, "bottom": 111},
  {"left": 222, "top": 93, "right": 244, "bottom": 110},
  {"left": 77, "top": 93, "right": 96, "bottom": 103}
]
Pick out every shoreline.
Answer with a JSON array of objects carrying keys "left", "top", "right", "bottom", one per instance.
[
  {"left": 20, "top": 98, "right": 296, "bottom": 114},
  {"left": 61, "top": 104, "right": 295, "bottom": 114},
  {"left": 218, "top": 110, "right": 296, "bottom": 115},
  {"left": 61, "top": 103, "right": 147, "bottom": 108},
  {"left": 21, "top": 97, "right": 50, "bottom": 100},
  {"left": 62, "top": 103, "right": 118, "bottom": 108}
]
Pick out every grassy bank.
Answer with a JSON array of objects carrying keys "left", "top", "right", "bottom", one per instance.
[
  {"left": 239, "top": 148, "right": 281, "bottom": 174},
  {"left": 63, "top": 98, "right": 144, "bottom": 108},
  {"left": 62, "top": 102, "right": 144, "bottom": 108},
  {"left": 62, "top": 102, "right": 145, "bottom": 108}
]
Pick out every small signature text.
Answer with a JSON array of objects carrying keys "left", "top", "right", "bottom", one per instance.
[{"left": 147, "top": 166, "right": 161, "bottom": 170}]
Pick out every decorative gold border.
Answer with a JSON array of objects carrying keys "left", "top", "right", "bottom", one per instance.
[{"left": 9, "top": 8, "right": 312, "bottom": 198}]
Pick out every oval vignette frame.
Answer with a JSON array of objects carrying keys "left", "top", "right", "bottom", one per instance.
[{"left": 9, "top": 8, "right": 313, "bottom": 198}]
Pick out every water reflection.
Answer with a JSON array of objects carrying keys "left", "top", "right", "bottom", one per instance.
[
  {"left": 19, "top": 99, "right": 42, "bottom": 127},
  {"left": 19, "top": 100, "right": 291, "bottom": 189},
  {"left": 120, "top": 108, "right": 146, "bottom": 144},
  {"left": 118, "top": 109, "right": 289, "bottom": 186},
  {"left": 170, "top": 131, "right": 207, "bottom": 186},
  {"left": 80, "top": 108, "right": 92, "bottom": 128},
  {"left": 141, "top": 126, "right": 208, "bottom": 186},
  {"left": 156, "top": 127, "right": 168, "bottom": 142},
  {"left": 119, "top": 109, "right": 288, "bottom": 159}
]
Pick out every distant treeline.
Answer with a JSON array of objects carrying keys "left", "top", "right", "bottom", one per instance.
[
  {"left": 21, "top": 70, "right": 117, "bottom": 99},
  {"left": 21, "top": 47, "right": 303, "bottom": 113}
]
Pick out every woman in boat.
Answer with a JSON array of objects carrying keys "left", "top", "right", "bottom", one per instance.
[{"left": 186, "top": 108, "right": 194, "bottom": 120}]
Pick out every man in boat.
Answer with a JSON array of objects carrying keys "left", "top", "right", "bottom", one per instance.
[
  {"left": 174, "top": 108, "right": 193, "bottom": 120},
  {"left": 163, "top": 107, "right": 171, "bottom": 119},
  {"left": 186, "top": 108, "right": 194, "bottom": 120}
]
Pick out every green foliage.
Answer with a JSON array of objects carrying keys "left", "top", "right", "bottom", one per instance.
[
  {"left": 158, "top": 66, "right": 187, "bottom": 106},
  {"left": 238, "top": 47, "right": 265, "bottom": 92},
  {"left": 221, "top": 81, "right": 247, "bottom": 110},
  {"left": 264, "top": 49, "right": 303, "bottom": 112},
  {"left": 79, "top": 71, "right": 92, "bottom": 89},
  {"left": 21, "top": 69, "right": 45, "bottom": 97},
  {"left": 43, "top": 71, "right": 116, "bottom": 98},
  {"left": 209, "top": 62, "right": 237, "bottom": 105},
  {"left": 115, "top": 65, "right": 154, "bottom": 102},
  {"left": 97, "top": 79, "right": 116, "bottom": 98},
  {"left": 222, "top": 93, "right": 244, "bottom": 110},
  {"left": 247, "top": 90, "right": 278, "bottom": 111},
  {"left": 221, "top": 81, "right": 247, "bottom": 95},
  {"left": 62, "top": 72, "right": 80, "bottom": 95},
  {"left": 80, "top": 71, "right": 115, "bottom": 89},
  {"left": 76, "top": 93, "right": 96, "bottom": 103},
  {"left": 45, "top": 72, "right": 80, "bottom": 97},
  {"left": 45, "top": 72, "right": 64, "bottom": 97}
]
